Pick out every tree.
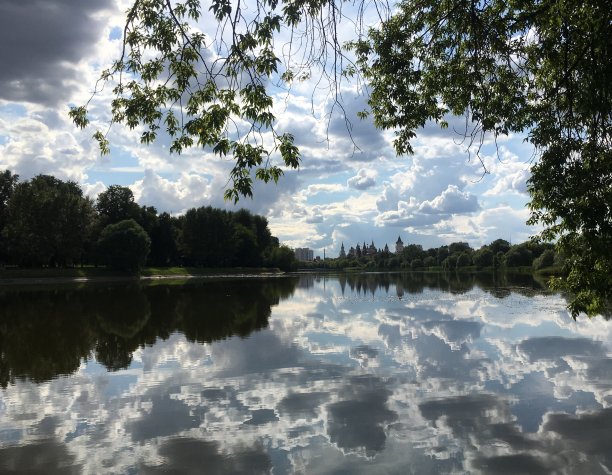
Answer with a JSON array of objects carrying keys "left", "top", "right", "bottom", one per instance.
[
  {"left": 352, "top": 0, "right": 610, "bottom": 316},
  {"left": 473, "top": 248, "right": 494, "bottom": 268},
  {"left": 149, "top": 212, "right": 181, "bottom": 266},
  {"left": 456, "top": 252, "right": 472, "bottom": 268},
  {"left": 533, "top": 249, "right": 555, "bottom": 271},
  {"left": 0, "top": 170, "right": 19, "bottom": 264},
  {"left": 73, "top": 0, "right": 610, "bottom": 316},
  {"left": 423, "top": 256, "right": 436, "bottom": 267},
  {"left": 504, "top": 245, "right": 533, "bottom": 268},
  {"left": 489, "top": 239, "right": 511, "bottom": 255},
  {"left": 96, "top": 185, "right": 140, "bottom": 227},
  {"left": 402, "top": 244, "right": 426, "bottom": 263},
  {"left": 265, "top": 245, "right": 296, "bottom": 272},
  {"left": 97, "top": 219, "right": 151, "bottom": 272},
  {"left": 3, "top": 175, "right": 95, "bottom": 267},
  {"left": 180, "top": 206, "right": 235, "bottom": 266}
]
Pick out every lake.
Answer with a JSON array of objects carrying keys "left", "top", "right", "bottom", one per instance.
[{"left": 0, "top": 273, "right": 611, "bottom": 474}]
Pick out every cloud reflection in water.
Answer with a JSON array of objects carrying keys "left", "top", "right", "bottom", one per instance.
[{"left": 0, "top": 273, "right": 611, "bottom": 473}]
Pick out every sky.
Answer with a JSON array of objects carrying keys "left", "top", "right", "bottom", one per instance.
[{"left": 0, "top": 0, "right": 539, "bottom": 257}]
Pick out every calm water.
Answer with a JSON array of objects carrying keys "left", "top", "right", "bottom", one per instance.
[{"left": 0, "top": 273, "right": 611, "bottom": 474}]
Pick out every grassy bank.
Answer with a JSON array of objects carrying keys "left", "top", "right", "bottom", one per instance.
[{"left": 0, "top": 266, "right": 284, "bottom": 281}]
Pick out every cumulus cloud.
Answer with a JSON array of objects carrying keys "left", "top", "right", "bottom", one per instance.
[
  {"left": 484, "top": 168, "right": 530, "bottom": 196},
  {"left": 0, "top": 0, "right": 541, "bottom": 254},
  {"left": 347, "top": 168, "right": 377, "bottom": 190},
  {"left": 418, "top": 185, "right": 480, "bottom": 214},
  {"left": 375, "top": 185, "right": 479, "bottom": 230},
  {"left": 0, "top": 116, "right": 97, "bottom": 181},
  {"left": 131, "top": 169, "right": 211, "bottom": 214}
]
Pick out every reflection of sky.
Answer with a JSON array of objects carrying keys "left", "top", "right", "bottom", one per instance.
[{"left": 1, "top": 276, "right": 612, "bottom": 474}]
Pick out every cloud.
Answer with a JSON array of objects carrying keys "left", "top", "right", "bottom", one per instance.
[
  {"left": 0, "top": 116, "right": 97, "bottom": 181},
  {"left": 0, "top": 0, "right": 116, "bottom": 106},
  {"left": 484, "top": 168, "right": 530, "bottom": 196},
  {"left": 374, "top": 185, "right": 479, "bottom": 230},
  {"left": 327, "top": 375, "right": 398, "bottom": 455},
  {"left": 418, "top": 185, "right": 480, "bottom": 214},
  {"left": 305, "top": 183, "right": 345, "bottom": 196},
  {"left": 347, "top": 168, "right": 377, "bottom": 190},
  {"left": 130, "top": 170, "right": 211, "bottom": 214}
]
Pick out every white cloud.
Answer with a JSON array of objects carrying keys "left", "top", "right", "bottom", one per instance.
[
  {"left": 347, "top": 168, "right": 377, "bottom": 190},
  {"left": 418, "top": 185, "right": 480, "bottom": 214},
  {"left": 0, "top": 0, "right": 541, "bottom": 253}
]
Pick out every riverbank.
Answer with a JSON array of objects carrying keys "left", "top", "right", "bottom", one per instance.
[
  {"left": 0, "top": 266, "right": 285, "bottom": 286},
  {"left": 0, "top": 265, "right": 563, "bottom": 287}
]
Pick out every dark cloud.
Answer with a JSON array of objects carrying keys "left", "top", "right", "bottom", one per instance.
[
  {"left": 517, "top": 337, "right": 605, "bottom": 362},
  {"left": 141, "top": 438, "right": 272, "bottom": 475},
  {"left": 471, "top": 453, "right": 550, "bottom": 475},
  {"left": 542, "top": 406, "right": 612, "bottom": 470},
  {"left": 0, "top": 441, "right": 80, "bottom": 474},
  {"left": 420, "top": 394, "right": 511, "bottom": 439},
  {"left": 350, "top": 345, "right": 379, "bottom": 367},
  {"left": 0, "top": 0, "right": 116, "bottom": 105},
  {"left": 326, "top": 375, "right": 397, "bottom": 455},
  {"left": 324, "top": 92, "right": 392, "bottom": 161},
  {"left": 211, "top": 329, "right": 303, "bottom": 377},
  {"left": 129, "top": 395, "right": 202, "bottom": 442},
  {"left": 201, "top": 387, "right": 230, "bottom": 401},
  {"left": 243, "top": 409, "right": 278, "bottom": 426},
  {"left": 277, "top": 391, "right": 329, "bottom": 421}
]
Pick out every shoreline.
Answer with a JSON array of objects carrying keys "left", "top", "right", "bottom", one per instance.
[
  {"left": 0, "top": 267, "right": 287, "bottom": 286},
  {"left": 0, "top": 266, "right": 561, "bottom": 287}
]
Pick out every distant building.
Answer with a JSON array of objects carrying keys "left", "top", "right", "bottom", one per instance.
[
  {"left": 339, "top": 242, "right": 346, "bottom": 258},
  {"left": 295, "top": 248, "right": 314, "bottom": 261},
  {"left": 395, "top": 236, "right": 404, "bottom": 254}
]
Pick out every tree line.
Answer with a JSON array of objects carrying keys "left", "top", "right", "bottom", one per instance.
[
  {"left": 0, "top": 170, "right": 295, "bottom": 272},
  {"left": 303, "top": 239, "right": 560, "bottom": 273}
]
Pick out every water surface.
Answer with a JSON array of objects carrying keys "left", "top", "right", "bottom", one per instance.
[{"left": 0, "top": 273, "right": 611, "bottom": 474}]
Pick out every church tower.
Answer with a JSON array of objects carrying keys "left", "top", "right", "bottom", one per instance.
[
  {"left": 339, "top": 242, "right": 346, "bottom": 258},
  {"left": 395, "top": 236, "right": 404, "bottom": 254}
]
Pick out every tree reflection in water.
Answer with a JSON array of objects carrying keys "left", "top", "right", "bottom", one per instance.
[
  {"left": 1, "top": 273, "right": 611, "bottom": 474},
  {"left": 0, "top": 277, "right": 298, "bottom": 387}
]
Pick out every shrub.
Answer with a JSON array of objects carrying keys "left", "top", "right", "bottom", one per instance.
[{"left": 97, "top": 219, "right": 151, "bottom": 273}]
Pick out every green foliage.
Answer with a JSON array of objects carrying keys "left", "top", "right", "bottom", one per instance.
[
  {"left": 3, "top": 175, "right": 95, "bottom": 267},
  {"left": 72, "top": 0, "right": 610, "bottom": 315},
  {"left": 0, "top": 170, "right": 19, "bottom": 264},
  {"left": 352, "top": 0, "right": 610, "bottom": 316},
  {"left": 0, "top": 169, "right": 287, "bottom": 272},
  {"left": 533, "top": 249, "right": 555, "bottom": 271},
  {"left": 423, "top": 256, "right": 436, "bottom": 267},
  {"left": 473, "top": 248, "right": 494, "bottom": 268},
  {"left": 489, "top": 239, "right": 511, "bottom": 255},
  {"left": 402, "top": 244, "right": 426, "bottom": 262},
  {"left": 410, "top": 258, "right": 424, "bottom": 270},
  {"left": 442, "top": 254, "right": 458, "bottom": 270},
  {"left": 148, "top": 212, "right": 181, "bottom": 266},
  {"left": 504, "top": 245, "right": 533, "bottom": 268},
  {"left": 265, "top": 245, "right": 296, "bottom": 272},
  {"left": 70, "top": 0, "right": 309, "bottom": 202},
  {"left": 97, "top": 219, "right": 151, "bottom": 273},
  {"left": 456, "top": 252, "right": 472, "bottom": 268},
  {"left": 96, "top": 185, "right": 140, "bottom": 226}
]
